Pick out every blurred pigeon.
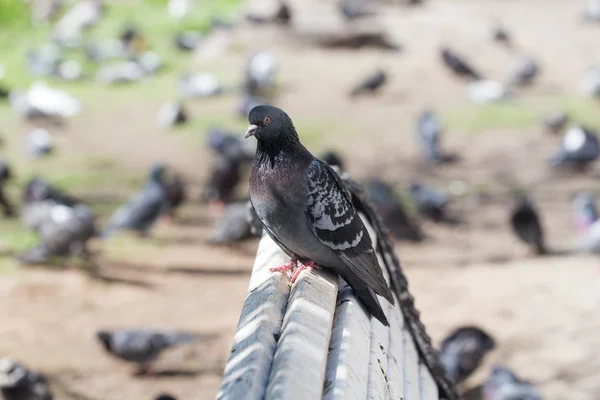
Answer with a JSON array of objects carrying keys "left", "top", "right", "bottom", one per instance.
[
  {"left": 206, "top": 127, "right": 255, "bottom": 162},
  {"left": 416, "top": 109, "right": 443, "bottom": 163},
  {"left": 155, "top": 394, "right": 177, "bottom": 400},
  {"left": 27, "top": 44, "right": 62, "bottom": 77},
  {"left": 174, "top": 30, "right": 202, "bottom": 51},
  {"left": 55, "top": 59, "right": 83, "bottom": 81},
  {"left": 321, "top": 150, "right": 345, "bottom": 170},
  {"left": 440, "top": 47, "right": 482, "bottom": 81},
  {"left": 339, "top": 0, "right": 375, "bottom": 20},
  {"left": 203, "top": 154, "right": 241, "bottom": 205},
  {"left": 19, "top": 201, "right": 96, "bottom": 264},
  {"left": 274, "top": 1, "right": 291, "bottom": 24},
  {"left": 349, "top": 68, "right": 387, "bottom": 97},
  {"left": 585, "top": 0, "right": 600, "bottom": 21},
  {"left": 96, "top": 61, "right": 145, "bottom": 84},
  {"left": 53, "top": 0, "right": 103, "bottom": 46},
  {"left": 102, "top": 164, "right": 167, "bottom": 238},
  {"left": 136, "top": 51, "right": 162, "bottom": 75},
  {"left": 0, "top": 158, "right": 14, "bottom": 217},
  {"left": 483, "top": 365, "right": 543, "bottom": 400},
  {"left": 509, "top": 56, "right": 539, "bottom": 87},
  {"left": 440, "top": 326, "right": 496, "bottom": 384},
  {"left": 0, "top": 358, "right": 53, "bottom": 400},
  {"left": 179, "top": 73, "right": 222, "bottom": 98},
  {"left": 10, "top": 82, "right": 81, "bottom": 121},
  {"left": 246, "top": 105, "right": 394, "bottom": 325},
  {"left": 27, "top": 128, "right": 53, "bottom": 158},
  {"left": 245, "top": 51, "right": 277, "bottom": 98},
  {"left": 120, "top": 24, "right": 146, "bottom": 55},
  {"left": 168, "top": 0, "right": 191, "bottom": 20},
  {"left": 208, "top": 201, "right": 257, "bottom": 244},
  {"left": 492, "top": 23, "right": 511, "bottom": 47},
  {"left": 158, "top": 101, "right": 188, "bottom": 129},
  {"left": 542, "top": 111, "right": 568, "bottom": 135},
  {"left": 159, "top": 168, "right": 186, "bottom": 218},
  {"left": 467, "top": 79, "right": 508, "bottom": 104},
  {"left": 510, "top": 196, "right": 546, "bottom": 255},
  {"left": 85, "top": 39, "right": 127, "bottom": 62},
  {"left": 409, "top": 182, "right": 450, "bottom": 223},
  {"left": 23, "top": 176, "right": 82, "bottom": 207},
  {"left": 549, "top": 126, "right": 600, "bottom": 169},
  {"left": 365, "top": 179, "right": 423, "bottom": 242},
  {"left": 95, "top": 329, "right": 200, "bottom": 374},
  {"left": 573, "top": 192, "right": 600, "bottom": 253}
]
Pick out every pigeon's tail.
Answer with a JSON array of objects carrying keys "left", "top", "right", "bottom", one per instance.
[
  {"left": 167, "top": 332, "right": 201, "bottom": 346},
  {"left": 356, "top": 285, "right": 389, "bottom": 326}
]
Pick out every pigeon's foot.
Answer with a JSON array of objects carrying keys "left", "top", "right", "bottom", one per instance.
[
  {"left": 269, "top": 258, "right": 298, "bottom": 274},
  {"left": 290, "top": 260, "right": 321, "bottom": 284}
]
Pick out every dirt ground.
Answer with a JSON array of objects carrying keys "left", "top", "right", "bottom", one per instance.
[{"left": 1, "top": 0, "right": 600, "bottom": 399}]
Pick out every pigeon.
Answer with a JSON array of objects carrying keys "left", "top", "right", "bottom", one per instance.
[
  {"left": 274, "top": 1, "right": 291, "bottom": 24},
  {"left": 0, "top": 158, "right": 15, "bottom": 217},
  {"left": 85, "top": 39, "right": 127, "bottom": 63},
  {"left": 135, "top": 51, "right": 162, "bottom": 75},
  {"left": 0, "top": 358, "right": 53, "bottom": 400},
  {"left": 23, "top": 176, "right": 82, "bottom": 207},
  {"left": 416, "top": 109, "right": 443, "bottom": 163},
  {"left": 206, "top": 128, "right": 255, "bottom": 162},
  {"left": 179, "top": 73, "right": 222, "bottom": 98},
  {"left": 349, "top": 68, "right": 387, "bottom": 97},
  {"left": 573, "top": 192, "right": 600, "bottom": 253},
  {"left": 95, "top": 329, "right": 200, "bottom": 374},
  {"left": 409, "top": 182, "right": 450, "bottom": 223},
  {"left": 510, "top": 196, "right": 546, "bottom": 255},
  {"left": 158, "top": 101, "right": 188, "bottom": 129},
  {"left": 339, "top": 0, "right": 375, "bottom": 20},
  {"left": 549, "top": 126, "right": 600, "bottom": 169},
  {"left": 96, "top": 61, "right": 145, "bottom": 84},
  {"left": 27, "top": 128, "right": 53, "bottom": 158},
  {"left": 208, "top": 201, "right": 257, "bottom": 244},
  {"left": 155, "top": 394, "right": 177, "bottom": 400},
  {"left": 492, "top": 23, "right": 511, "bottom": 47},
  {"left": 542, "top": 111, "right": 568, "bottom": 135},
  {"left": 364, "top": 179, "right": 423, "bottom": 242},
  {"left": 159, "top": 167, "right": 186, "bottom": 218},
  {"left": 120, "top": 24, "right": 146, "bottom": 55},
  {"left": 55, "top": 59, "right": 83, "bottom": 81},
  {"left": 245, "top": 52, "right": 277, "bottom": 98},
  {"left": 320, "top": 150, "right": 345, "bottom": 170},
  {"left": 174, "top": 30, "right": 203, "bottom": 51},
  {"left": 246, "top": 105, "right": 394, "bottom": 326},
  {"left": 53, "top": 0, "right": 103, "bottom": 46},
  {"left": 203, "top": 154, "right": 241, "bottom": 205},
  {"left": 19, "top": 201, "right": 96, "bottom": 264},
  {"left": 467, "top": 80, "right": 508, "bottom": 104},
  {"left": 102, "top": 164, "right": 167, "bottom": 238},
  {"left": 440, "top": 47, "right": 482, "bottom": 81},
  {"left": 483, "top": 365, "right": 543, "bottom": 400},
  {"left": 439, "top": 326, "right": 496, "bottom": 384},
  {"left": 10, "top": 82, "right": 81, "bottom": 121},
  {"left": 27, "top": 44, "right": 62, "bottom": 77},
  {"left": 509, "top": 56, "right": 539, "bottom": 87}
]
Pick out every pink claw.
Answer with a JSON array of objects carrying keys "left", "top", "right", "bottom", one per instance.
[
  {"left": 270, "top": 259, "right": 298, "bottom": 274},
  {"left": 290, "top": 261, "right": 320, "bottom": 284}
]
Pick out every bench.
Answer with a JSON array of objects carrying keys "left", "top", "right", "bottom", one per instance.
[{"left": 217, "top": 203, "right": 458, "bottom": 399}]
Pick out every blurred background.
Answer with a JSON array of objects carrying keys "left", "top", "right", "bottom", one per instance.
[{"left": 0, "top": 0, "right": 599, "bottom": 399}]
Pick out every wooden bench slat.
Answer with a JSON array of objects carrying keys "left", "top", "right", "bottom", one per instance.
[
  {"left": 217, "top": 235, "right": 291, "bottom": 400},
  {"left": 366, "top": 312, "right": 391, "bottom": 399},
  {"left": 419, "top": 362, "right": 439, "bottom": 400},
  {"left": 403, "top": 327, "right": 422, "bottom": 400},
  {"left": 265, "top": 268, "right": 338, "bottom": 400},
  {"left": 386, "top": 301, "right": 406, "bottom": 400}
]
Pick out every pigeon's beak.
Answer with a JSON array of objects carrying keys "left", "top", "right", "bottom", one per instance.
[{"left": 244, "top": 124, "right": 258, "bottom": 139}]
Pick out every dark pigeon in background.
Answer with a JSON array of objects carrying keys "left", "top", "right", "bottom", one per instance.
[
  {"left": 416, "top": 109, "right": 443, "bottom": 163},
  {"left": 365, "top": 179, "right": 423, "bottom": 242},
  {"left": 339, "top": 0, "right": 375, "bottom": 21},
  {"left": 440, "top": 326, "right": 496, "bottom": 384},
  {"left": 158, "top": 100, "right": 188, "bottom": 129},
  {"left": 549, "top": 126, "right": 600, "bottom": 169},
  {"left": 349, "top": 68, "right": 387, "bottom": 97},
  {"left": 203, "top": 154, "right": 242, "bottom": 205},
  {"left": 102, "top": 164, "right": 167, "bottom": 238},
  {"left": 509, "top": 56, "right": 539, "bottom": 87},
  {"left": 206, "top": 127, "right": 255, "bottom": 162},
  {"left": 0, "top": 158, "right": 15, "bottom": 217},
  {"left": 159, "top": 167, "right": 186, "bottom": 219},
  {"left": 0, "top": 358, "right": 53, "bottom": 400},
  {"left": 23, "top": 176, "right": 82, "bottom": 207},
  {"left": 409, "top": 182, "right": 451, "bottom": 223},
  {"left": 510, "top": 196, "right": 546, "bottom": 255},
  {"left": 440, "top": 47, "right": 482, "bottom": 81},
  {"left": 483, "top": 365, "right": 543, "bottom": 400},
  {"left": 208, "top": 201, "right": 259, "bottom": 245},
  {"left": 246, "top": 105, "right": 395, "bottom": 326},
  {"left": 542, "top": 111, "right": 568, "bottom": 135},
  {"left": 95, "top": 329, "right": 201, "bottom": 374},
  {"left": 321, "top": 150, "right": 345, "bottom": 170},
  {"left": 174, "top": 30, "right": 202, "bottom": 52}
]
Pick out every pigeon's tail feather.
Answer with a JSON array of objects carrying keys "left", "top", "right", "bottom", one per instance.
[{"left": 355, "top": 286, "right": 389, "bottom": 326}]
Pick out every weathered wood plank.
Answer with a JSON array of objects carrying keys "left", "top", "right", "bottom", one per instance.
[
  {"left": 265, "top": 267, "right": 338, "bottom": 400},
  {"left": 367, "top": 313, "right": 391, "bottom": 400},
  {"left": 419, "top": 362, "right": 439, "bottom": 400},
  {"left": 387, "top": 300, "right": 405, "bottom": 400},
  {"left": 217, "top": 235, "right": 291, "bottom": 400},
  {"left": 322, "top": 280, "right": 371, "bottom": 400},
  {"left": 403, "top": 327, "right": 421, "bottom": 400}
]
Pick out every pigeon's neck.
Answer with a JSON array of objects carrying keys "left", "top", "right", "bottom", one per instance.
[{"left": 255, "top": 136, "right": 310, "bottom": 169}]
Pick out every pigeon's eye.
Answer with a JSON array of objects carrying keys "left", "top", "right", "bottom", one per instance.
[{"left": 263, "top": 116, "right": 271, "bottom": 125}]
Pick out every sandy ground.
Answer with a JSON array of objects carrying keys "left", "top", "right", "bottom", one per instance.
[{"left": 2, "top": 0, "right": 600, "bottom": 399}]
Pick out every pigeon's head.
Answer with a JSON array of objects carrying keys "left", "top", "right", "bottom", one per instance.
[
  {"left": 245, "top": 105, "right": 297, "bottom": 143},
  {"left": 0, "top": 358, "right": 27, "bottom": 388},
  {"left": 149, "top": 163, "right": 166, "bottom": 182},
  {"left": 321, "top": 151, "right": 344, "bottom": 170},
  {"left": 95, "top": 330, "right": 113, "bottom": 352}
]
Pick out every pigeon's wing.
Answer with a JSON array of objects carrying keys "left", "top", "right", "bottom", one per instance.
[{"left": 305, "top": 159, "right": 393, "bottom": 303}]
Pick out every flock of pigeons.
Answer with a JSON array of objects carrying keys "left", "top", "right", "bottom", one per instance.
[{"left": 2, "top": 0, "right": 600, "bottom": 399}]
